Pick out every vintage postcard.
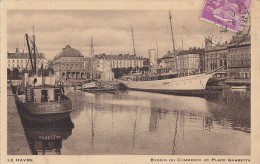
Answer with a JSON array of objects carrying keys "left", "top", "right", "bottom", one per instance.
[{"left": 1, "top": 0, "right": 260, "bottom": 164}]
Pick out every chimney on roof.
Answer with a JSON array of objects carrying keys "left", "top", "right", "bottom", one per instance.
[{"left": 15, "top": 48, "right": 19, "bottom": 53}]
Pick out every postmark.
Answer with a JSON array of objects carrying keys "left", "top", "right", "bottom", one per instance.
[{"left": 201, "top": 0, "right": 253, "bottom": 32}]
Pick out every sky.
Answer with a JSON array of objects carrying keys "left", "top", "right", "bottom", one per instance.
[{"left": 7, "top": 10, "right": 235, "bottom": 60}]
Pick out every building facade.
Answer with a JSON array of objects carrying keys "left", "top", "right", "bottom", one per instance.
[
  {"left": 204, "top": 39, "right": 228, "bottom": 74},
  {"left": 7, "top": 48, "right": 47, "bottom": 71},
  {"left": 53, "top": 45, "right": 86, "bottom": 80},
  {"left": 87, "top": 54, "right": 143, "bottom": 79},
  {"left": 176, "top": 51, "right": 202, "bottom": 76},
  {"left": 227, "top": 35, "right": 251, "bottom": 79},
  {"left": 204, "top": 34, "right": 251, "bottom": 80},
  {"left": 160, "top": 48, "right": 204, "bottom": 75}
]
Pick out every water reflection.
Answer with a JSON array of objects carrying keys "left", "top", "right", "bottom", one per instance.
[
  {"left": 206, "top": 89, "right": 250, "bottom": 133},
  {"left": 19, "top": 117, "right": 74, "bottom": 155},
  {"left": 64, "top": 89, "right": 250, "bottom": 155}
]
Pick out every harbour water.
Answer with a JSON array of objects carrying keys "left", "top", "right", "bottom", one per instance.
[{"left": 8, "top": 88, "right": 250, "bottom": 155}]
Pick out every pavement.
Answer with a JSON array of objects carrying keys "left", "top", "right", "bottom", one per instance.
[{"left": 7, "top": 88, "right": 31, "bottom": 155}]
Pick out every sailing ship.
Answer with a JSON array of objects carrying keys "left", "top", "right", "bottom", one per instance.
[
  {"left": 15, "top": 29, "right": 73, "bottom": 122},
  {"left": 118, "top": 12, "right": 216, "bottom": 97},
  {"left": 82, "top": 36, "right": 117, "bottom": 93},
  {"left": 82, "top": 36, "right": 99, "bottom": 91}
]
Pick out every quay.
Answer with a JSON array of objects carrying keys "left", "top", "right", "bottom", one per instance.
[{"left": 7, "top": 88, "right": 31, "bottom": 155}]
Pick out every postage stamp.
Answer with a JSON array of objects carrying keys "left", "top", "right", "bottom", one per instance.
[{"left": 201, "top": 0, "right": 253, "bottom": 32}]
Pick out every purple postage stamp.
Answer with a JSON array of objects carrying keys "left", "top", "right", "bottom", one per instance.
[{"left": 201, "top": 0, "right": 253, "bottom": 32}]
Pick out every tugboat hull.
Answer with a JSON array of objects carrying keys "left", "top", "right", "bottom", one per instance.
[{"left": 15, "top": 98, "right": 73, "bottom": 123}]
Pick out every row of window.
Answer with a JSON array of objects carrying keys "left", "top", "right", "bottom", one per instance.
[
  {"left": 229, "top": 68, "right": 250, "bottom": 72},
  {"left": 56, "top": 57, "right": 83, "bottom": 62},
  {"left": 59, "top": 63, "right": 83, "bottom": 67},
  {"left": 111, "top": 64, "right": 142, "bottom": 68},
  {"left": 8, "top": 64, "right": 27, "bottom": 68},
  {"left": 111, "top": 60, "right": 142, "bottom": 64},
  {"left": 8, "top": 59, "right": 28, "bottom": 63},
  {"left": 229, "top": 60, "right": 251, "bottom": 66},
  {"left": 8, "top": 59, "right": 45, "bottom": 63},
  {"left": 229, "top": 53, "right": 250, "bottom": 59},
  {"left": 229, "top": 48, "right": 250, "bottom": 53}
]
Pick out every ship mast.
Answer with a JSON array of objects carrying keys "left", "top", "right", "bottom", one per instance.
[
  {"left": 156, "top": 41, "right": 159, "bottom": 64},
  {"left": 90, "top": 36, "right": 94, "bottom": 81},
  {"left": 33, "top": 26, "right": 37, "bottom": 76},
  {"left": 169, "top": 11, "right": 178, "bottom": 75},
  {"left": 25, "top": 34, "right": 34, "bottom": 75},
  {"left": 131, "top": 25, "right": 137, "bottom": 72},
  {"left": 131, "top": 25, "right": 136, "bottom": 56}
]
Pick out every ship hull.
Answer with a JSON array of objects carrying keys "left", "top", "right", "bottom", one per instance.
[
  {"left": 118, "top": 73, "right": 213, "bottom": 97},
  {"left": 82, "top": 82, "right": 97, "bottom": 91},
  {"left": 15, "top": 97, "right": 73, "bottom": 123}
]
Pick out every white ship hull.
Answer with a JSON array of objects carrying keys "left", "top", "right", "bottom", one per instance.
[
  {"left": 118, "top": 73, "right": 214, "bottom": 97},
  {"left": 82, "top": 82, "right": 97, "bottom": 91}
]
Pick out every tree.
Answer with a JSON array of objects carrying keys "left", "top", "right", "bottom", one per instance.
[
  {"left": 12, "top": 68, "right": 20, "bottom": 79},
  {"left": 7, "top": 68, "right": 11, "bottom": 79},
  {"left": 47, "top": 67, "right": 54, "bottom": 75}
]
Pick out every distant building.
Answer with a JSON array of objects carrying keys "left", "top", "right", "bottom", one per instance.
[
  {"left": 88, "top": 54, "right": 143, "bottom": 79},
  {"left": 160, "top": 51, "right": 177, "bottom": 72},
  {"left": 7, "top": 47, "right": 47, "bottom": 71},
  {"left": 160, "top": 48, "right": 204, "bottom": 75},
  {"left": 204, "top": 38, "right": 228, "bottom": 74},
  {"left": 176, "top": 49, "right": 203, "bottom": 76},
  {"left": 52, "top": 45, "right": 86, "bottom": 80},
  {"left": 227, "top": 34, "right": 251, "bottom": 79},
  {"left": 204, "top": 34, "right": 251, "bottom": 80},
  {"left": 93, "top": 54, "right": 143, "bottom": 69}
]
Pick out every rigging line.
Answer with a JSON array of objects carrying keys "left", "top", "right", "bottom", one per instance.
[
  {"left": 91, "top": 103, "right": 95, "bottom": 147},
  {"left": 172, "top": 110, "right": 179, "bottom": 155},
  {"left": 25, "top": 34, "right": 34, "bottom": 74},
  {"left": 132, "top": 107, "right": 138, "bottom": 152}
]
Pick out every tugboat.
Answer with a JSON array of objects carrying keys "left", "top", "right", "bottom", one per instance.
[{"left": 15, "top": 30, "right": 73, "bottom": 122}]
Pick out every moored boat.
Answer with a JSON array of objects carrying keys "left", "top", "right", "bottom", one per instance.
[
  {"left": 231, "top": 85, "right": 247, "bottom": 89},
  {"left": 117, "top": 11, "right": 217, "bottom": 97},
  {"left": 118, "top": 72, "right": 214, "bottom": 97},
  {"left": 75, "top": 85, "right": 82, "bottom": 90},
  {"left": 15, "top": 80, "right": 73, "bottom": 122},
  {"left": 82, "top": 81, "right": 98, "bottom": 91},
  {"left": 14, "top": 31, "right": 73, "bottom": 122}
]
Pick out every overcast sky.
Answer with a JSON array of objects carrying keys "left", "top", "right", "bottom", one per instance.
[{"left": 8, "top": 10, "right": 234, "bottom": 60}]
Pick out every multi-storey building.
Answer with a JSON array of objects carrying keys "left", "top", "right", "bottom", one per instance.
[
  {"left": 204, "top": 34, "right": 251, "bottom": 81},
  {"left": 88, "top": 54, "right": 143, "bottom": 79},
  {"left": 52, "top": 45, "right": 86, "bottom": 80},
  {"left": 98, "top": 54, "right": 144, "bottom": 69},
  {"left": 160, "top": 48, "right": 204, "bottom": 75},
  {"left": 160, "top": 51, "right": 177, "bottom": 72},
  {"left": 204, "top": 38, "right": 228, "bottom": 73},
  {"left": 7, "top": 47, "right": 47, "bottom": 71},
  {"left": 176, "top": 50, "right": 202, "bottom": 76},
  {"left": 227, "top": 34, "right": 251, "bottom": 79}
]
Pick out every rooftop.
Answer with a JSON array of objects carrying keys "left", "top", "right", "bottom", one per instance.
[
  {"left": 54, "top": 45, "right": 84, "bottom": 59},
  {"left": 161, "top": 48, "right": 204, "bottom": 59},
  {"left": 93, "top": 54, "right": 143, "bottom": 60},
  {"left": 8, "top": 48, "right": 46, "bottom": 59}
]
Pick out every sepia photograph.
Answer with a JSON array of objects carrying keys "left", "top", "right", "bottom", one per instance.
[{"left": 1, "top": 0, "right": 260, "bottom": 163}]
